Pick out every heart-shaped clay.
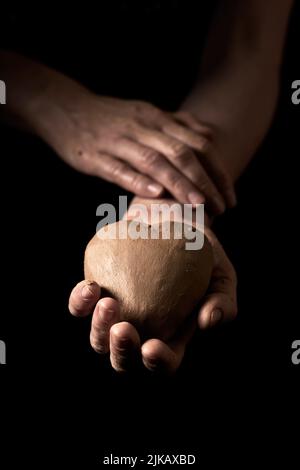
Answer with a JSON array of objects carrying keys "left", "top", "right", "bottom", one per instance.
[{"left": 84, "top": 220, "right": 213, "bottom": 341}]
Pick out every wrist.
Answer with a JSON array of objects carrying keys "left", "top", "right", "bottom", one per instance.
[
  {"left": 0, "top": 50, "right": 93, "bottom": 138},
  {"left": 24, "top": 73, "right": 93, "bottom": 141}
]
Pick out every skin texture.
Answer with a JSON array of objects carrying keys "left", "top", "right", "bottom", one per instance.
[{"left": 84, "top": 220, "right": 213, "bottom": 342}]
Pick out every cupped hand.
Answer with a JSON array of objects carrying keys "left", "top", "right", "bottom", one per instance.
[
  {"left": 40, "top": 93, "right": 235, "bottom": 214},
  {"left": 68, "top": 228, "right": 237, "bottom": 374}
]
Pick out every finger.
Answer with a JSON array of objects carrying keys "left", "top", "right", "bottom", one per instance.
[
  {"left": 142, "top": 339, "right": 182, "bottom": 374},
  {"left": 68, "top": 280, "right": 100, "bottom": 317},
  {"left": 198, "top": 291, "right": 238, "bottom": 329},
  {"left": 171, "top": 111, "right": 237, "bottom": 207},
  {"left": 90, "top": 153, "right": 164, "bottom": 198},
  {"left": 133, "top": 127, "right": 225, "bottom": 214},
  {"left": 90, "top": 298, "right": 120, "bottom": 354},
  {"left": 112, "top": 137, "right": 208, "bottom": 206},
  {"left": 198, "top": 232, "right": 238, "bottom": 329},
  {"left": 162, "top": 118, "right": 236, "bottom": 208},
  {"left": 110, "top": 322, "right": 141, "bottom": 373},
  {"left": 142, "top": 316, "right": 197, "bottom": 374},
  {"left": 172, "top": 111, "right": 213, "bottom": 138}
]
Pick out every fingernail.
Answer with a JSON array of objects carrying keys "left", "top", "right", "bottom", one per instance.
[
  {"left": 81, "top": 284, "right": 96, "bottom": 300},
  {"left": 148, "top": 183, "right": 163, "bottom": 195},
  {"left": 188, "top": 192, "right": 205, "bottom": 206},
  {"left": 210, "top": 309, "right": 223, "bottom": 327}
]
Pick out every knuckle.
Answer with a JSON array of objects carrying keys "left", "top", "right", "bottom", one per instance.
[
  {"left": 197, "top": 137, "right": 211, "bottom": 154},
  {"left": 90, "top": 335, "right": 106, "bottom": 354},
  {"left": 113, "top": 346, "right": 127, "bottom": 357},
  {"left": 68, "top": 303, "right": 81, "bottom": 317},
  {"left": 166, "top": 171, "right": 180, "bottom": 186},
  {"left": 170, "top": 143, "right": 192, "bottom": 163},
  {"left": 110, "top": 161, "right": 124, "bottom": 179},
  {"left": 122, "top": 119, "right": 140, "bottom": 134},
  {"left": 111, "top": 341, "right": 129, "bottom": 358},
  {"left": 130, "top": 174, "right": 145, "bottom": 192},
  {"left": 140, "top": 148, "right": 160, "bottom": 167},
  {"left": 169, "top": 141, "right": 185, "bottom": 155},
  {"left": 167, "top": 172, "right": 186, "bottom": 193}
]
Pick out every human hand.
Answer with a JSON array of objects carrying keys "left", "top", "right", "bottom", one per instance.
[
  {"left": 68, "top": 227, "right": 237, "bottom": 374},
  {"left": 37, "top": 90, "right": 235, "bottom": 214}
]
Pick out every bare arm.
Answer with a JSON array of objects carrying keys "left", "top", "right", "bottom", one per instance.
[
  {"left": 180, "top": 0, "right": 294, "bottom": 181},
  {"left": 0, "top": 50, "right": 92, "bottom": 132},
  {"left": 0, "top": 50, "right": 235, "bottom": 211}
]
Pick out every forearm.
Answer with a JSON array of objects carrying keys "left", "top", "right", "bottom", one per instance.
[
  {"left": 181, "top": 0, "right": 294, "bottom": 182},
  {"left": 0, "top": 50, "right": 91, "bottom": 134},
  {"left": 198, "top": 0, "right": 294, "bottom": 71}
]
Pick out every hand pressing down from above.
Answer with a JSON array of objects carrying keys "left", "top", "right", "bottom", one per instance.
[
  {"left": 68, "top": 227, "right": 237, "bottom": 374},
  {"left": 37, "top": 92, "right": 235, "bottom": 214}
]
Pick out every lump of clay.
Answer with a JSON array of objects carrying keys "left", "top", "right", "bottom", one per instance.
[{"left": 84, "top": 221, "right": 213, "bottom": 341}]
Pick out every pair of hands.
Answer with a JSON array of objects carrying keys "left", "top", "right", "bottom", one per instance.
[
  {"left": 0, "top": 52, "right": 237, "bottom": 370},
  {"left": 69, "top": 227, "right": 237, "bottom": 374},
  {"left": 1, "top": 49, "right": 281, "bottom": 372},
  {"left": 53, "top": 93, "right": 237, "bottom": 373}
]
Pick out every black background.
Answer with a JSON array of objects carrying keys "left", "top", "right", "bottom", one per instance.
[{"left": 0, "top": 1, "right": 299, "bottom": 467}]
